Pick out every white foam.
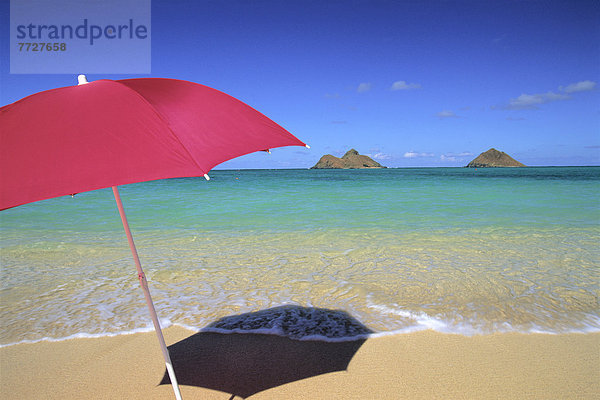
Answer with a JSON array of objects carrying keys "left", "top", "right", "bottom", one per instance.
[
  {"left": 200, "top": 305, "right": 374, "bottom": 341},
  {"left": 366, "top": 300, "right": 600, "bottom": 336},
  {"left": 0, "top": 318, "right": 174, "bottom": 348},
  {"left": 2, "top": 308, "right": 599, "bottom": 348},
  {"left": 0, "top": 326, "right": 155, "bottom": 348},
  {"left": 199, "top": 326, "right": 372, "bottom": 343}
]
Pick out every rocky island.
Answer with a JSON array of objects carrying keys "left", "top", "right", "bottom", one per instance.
[
  {"left": 466, "top": 148, "right": 525, "bottom": 168},
  {"left": 311, "top": 149, "right": 386, "bottom": 169}
]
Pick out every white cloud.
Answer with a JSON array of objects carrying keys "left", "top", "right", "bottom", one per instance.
[
  {"left": 357, "top": 83, "right": 372, "bottom": 93},
  {"left": 561, "top": 80, "right": 596, "bottom": 93},
  {"left": 391, "top": 80, "right": 421, "bottom": 91},
  {"left": 493, "top": 34, "right": 507, "bottom": 44},
  {"left": 450, "top": 151, "right": 473, "bottom": 157},
  {"left": 367, "top": 152, "right": 392, "bottom": 160},
  {"left": 440, "top": 152, "right": 473, "bottom": 162},
  {"left": 497, "top": 80, "right": 595, "bottom": 110},
  {"left": 505, "top": 91, "right": 569, "bottom": 109},
  {"left": 440, "top": 155, "right": 457, "bottom": 161},
  {"left": 404, "top": 151, "right": 434, "bottom": 158},
  {"left": 437, "top": 110, "right": 458, "bottom": 118}
]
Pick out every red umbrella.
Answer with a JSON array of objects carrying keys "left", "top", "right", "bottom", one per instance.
[{"left": 0, "top": 75, "right": 307, "bottom": 399}]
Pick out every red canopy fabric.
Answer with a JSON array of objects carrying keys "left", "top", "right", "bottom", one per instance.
[{"left": 0, "top": 78, "right": 305, "bottom": 210}]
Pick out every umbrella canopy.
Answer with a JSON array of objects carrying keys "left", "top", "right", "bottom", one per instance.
[
  {"left": 1, "top": 77, "right": 306, "bottom": 210},
  {"left": 0, "top": 76, "right": 307, "bottom": 399}
]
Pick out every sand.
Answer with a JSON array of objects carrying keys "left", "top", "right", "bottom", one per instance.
[{"left": 0, "top": 327, "right": 598, "bottom": 399}]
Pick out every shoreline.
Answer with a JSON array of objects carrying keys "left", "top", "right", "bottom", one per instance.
[
  {"left": 3, "top": 321, "right": 600, "bottom": 349},
  {"left": 1, "top": 327, "right": 598, "bottom": 399}
]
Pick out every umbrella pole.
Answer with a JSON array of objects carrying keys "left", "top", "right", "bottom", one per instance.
[{"left": 112, "top": 186, "right": 183, "bottom": 400}]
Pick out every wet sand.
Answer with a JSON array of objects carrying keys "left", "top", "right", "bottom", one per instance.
[{"left": 1, "top": 326, "right": 598, "bottom": 399}]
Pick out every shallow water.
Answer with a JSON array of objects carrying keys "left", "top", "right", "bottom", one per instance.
[{"left": 1, "top": 167, "right": 599, "bottom": 344}]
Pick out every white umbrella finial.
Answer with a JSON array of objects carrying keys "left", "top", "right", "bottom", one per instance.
[{"left": 77, "top": 75, "right": 89, "bottom": 85}]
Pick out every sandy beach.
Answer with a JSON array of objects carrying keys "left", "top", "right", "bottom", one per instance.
[{"left": 1, "top": 326, "right": 598, "bottom": 399}]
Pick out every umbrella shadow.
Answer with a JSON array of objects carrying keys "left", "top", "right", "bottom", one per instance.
[{"left": 160, "top": 305, "right": 373, "bottom": 398}]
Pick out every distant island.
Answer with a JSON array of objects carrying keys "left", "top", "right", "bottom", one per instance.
[
  {"left": 311, "top": 149, "right": 386, "bottom": 169},
  {"left": 466, "top": 148, "right": 525, "bottom": 168}
]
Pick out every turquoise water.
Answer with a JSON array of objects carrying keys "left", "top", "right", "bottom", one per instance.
[{"left": 1, "top": 167, "right": 599, "bottom": 344}]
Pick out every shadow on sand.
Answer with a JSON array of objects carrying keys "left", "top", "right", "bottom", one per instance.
[{"left": 160, "top": 305, "right": 373, "bottom": 398}]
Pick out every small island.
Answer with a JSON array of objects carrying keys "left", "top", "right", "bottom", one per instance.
[
  {"left": 466, "top": 148, "right": 525, "bottom": 168},
  {"left": 311, "top": 149, "right": 386, "bottom": 169}
]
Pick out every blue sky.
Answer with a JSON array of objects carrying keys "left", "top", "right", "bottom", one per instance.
[{"left": 1, "top": 0, "right": 599, "bottom": 168}]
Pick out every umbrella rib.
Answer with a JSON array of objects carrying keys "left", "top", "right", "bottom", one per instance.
[{"left": 110, "top": 79, "right": 208, "bottom": 177}]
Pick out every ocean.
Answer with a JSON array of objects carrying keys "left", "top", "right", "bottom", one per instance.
[{"left": 1, "top": 167, "right": 599, "bottom": 345}]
